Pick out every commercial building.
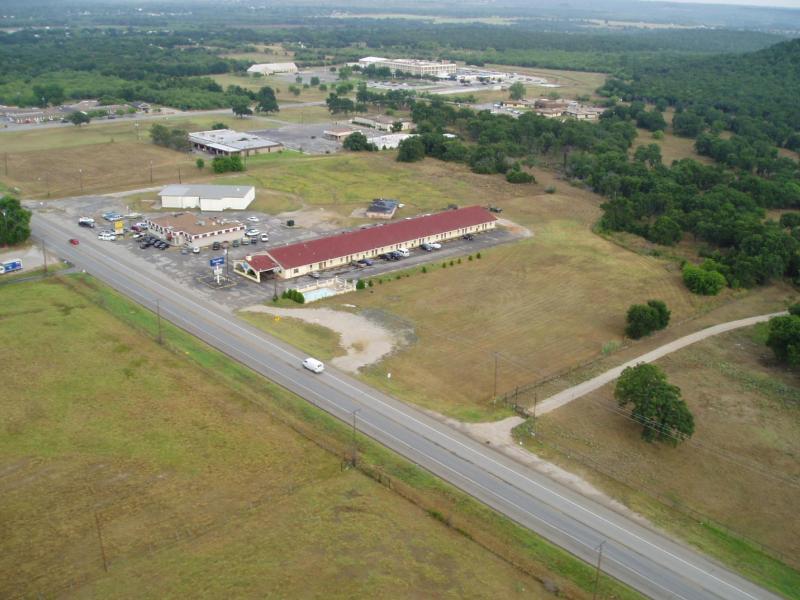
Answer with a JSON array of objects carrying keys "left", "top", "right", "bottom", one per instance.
[
  {"left": 323, "top": 128, "right": 357, "bottom": 142},
  {"left": 564, "top": 103, "right": 605, "bottom": 121},
  {"left": 189, "top": 129, "right": 283, "bottom": 156},
  {"left": 145, "top": 213, "right": 245, "bottom": 248},
  {"left": 358, "top": 56, "right": 457, "bottom": 78},
  {"left": 237, "top": 205, "right": 496, "bottom": 282},
  {"left": 247, "top": 62, "right": 298, "bottom": 75},
  {"left": 351, "top": 114, "right": 412, "bottom": 132},
  {"left": 159, "top": 184, "right": 256, "bottom": 212},
  {"left": 366, "top": 132, "right": 414, "bottom": 150}
]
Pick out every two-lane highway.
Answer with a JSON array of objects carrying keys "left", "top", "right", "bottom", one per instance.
[{"left": 32, "top": 213, "right": 779, "bottom": 600}]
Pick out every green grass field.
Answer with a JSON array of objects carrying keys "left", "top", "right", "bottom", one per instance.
[
  {"left": 0, "top": 277, "right": 550, "bottom": 598},
  {"left": 517, "top": 324, "right": 800, "bottom": 598},
  {"left": 0, "top": 275, "right": 641, "bottom": 599}
]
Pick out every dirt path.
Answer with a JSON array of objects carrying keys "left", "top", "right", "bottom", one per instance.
[
  {"left": 535, "top": 311, "right": 788, "bottom": 416},
  {"left": 239, "top": 305, "right": 398, "bottom": 372}
]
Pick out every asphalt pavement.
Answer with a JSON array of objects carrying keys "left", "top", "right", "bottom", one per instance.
[{"left": 32, "top": 212, "right": 780, "bottom": 600}]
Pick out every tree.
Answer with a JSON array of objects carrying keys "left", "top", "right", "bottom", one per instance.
[
  {"left": 508, "top": 82, "right": 526, "bottom": 101},
  {"left": 231, "top": 98, "right": 252, "bottom": 118},
  {"left": 625, "top": 300, "right": 670, "bottom": 339},
  {"left": 212, "top": 155, "right": 245, "bottom": 173},
  {"left": 310, "top": 76, "right": 320, "bottom": 86},
  {"left": 505, "top": 165, "right": 535, "bottom": 184},
  {"left": 255, "top": 86, "right": 279, "bottom": 113},
  {"left": 211, "top": 122, "right": 227, "bottom": 130},
  {"left": 391, "top": 121, "right": 404, "bottom": 133},
  {"left": 68, "top": 111, "right": 90, "bottom": 127},
  {"left": 615, "top": 363, "right": 694, "bottom": 444},
  {"left": 682, "top": 263, "right": 726, "bottom": 295},
  {"left": 0, "top": 196, "right": 32, "bottom": 246},
  {"left": 766, "top": 314, "right": 800, "bottom": 367},
  {"left": 342, "top": 132, "right": 377, "bottom": 152},
  {"left": 150, "top": 123, "right": 190, "bottom": 151},
  {"left": 33, "top": 83, "right": 65, "bottom": 106},
  {"left": 648, "top": 216, "right": 682, "bottom": 246},
  {"left": 195, "top": 158, "right": 205, "bottom": 170},
  {"left": 396, "top": 136, "right": 425, "bottom": 162}
]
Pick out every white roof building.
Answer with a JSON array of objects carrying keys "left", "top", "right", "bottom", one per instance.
[
  {"left": 357, "top": 56, "right": 457, "bottom": 77},
  {"left": 189, "top": 129, "right": 283, "bottom": 156},
  {"left": 159, "top": 184, "right": 256, "bottom": 212},
  {"left": 367, "top": 133, "right": 415, "bottom": 150},
  {"left": 247, "top": 62, "right": 298, "bottom": 75}
]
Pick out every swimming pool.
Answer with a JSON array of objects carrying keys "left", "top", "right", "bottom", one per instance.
[{"left": 302, "top": 287, "right": 337, "bottom": 302}]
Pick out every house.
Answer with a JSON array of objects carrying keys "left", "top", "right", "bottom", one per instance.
[
  {"left": 159, "top": 184, "right": 256, "bottom": 212},
  {"left": 366, "top": 199, "right": 399, "bottom": 219},
  {"left": 236, "top": 206, "right": 497, "bottom": 282},
  {"left": 247, "top": 62, "right": 298, "bottom": 75},
  {"left": 564, "top": 102, "right": 605, "bottom": 121},
  {"left": 189, "top": 129, "right": 283, "bottom": 156},
  {"left": 145, "top": 213, "right": 246, "bottom": 248}
]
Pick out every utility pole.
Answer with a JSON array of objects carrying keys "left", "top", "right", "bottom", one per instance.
[
  {"left": 42, "top": 240, "right": 47, "bottom": 274},
  {"left": 351, "top": 408, "right": 362, "bottom": 466},
  {"left": 177, "top": 166, "right": 182, "bottom": 184},
  {"left": 592, "top": 541, "right": 605, "bottom": 600},
  {"left": 532, "top": 390, "right": 538, "bottom": 434},
  {"left": 3, "top": 152, "right": 7, "bottom": 176},
  {"left": 156, "top": 299, "right": 163, "bottom": 345},
  {"left": 94, "top": 512, "right": 109, "bottom": 572},
  {"left": 78, "top": 168, "right": 83, "bottom": 193},
  {"left": 492, "top": 352, "right": 499, "bottom": 401},
  {"left": 149, "top": 160, "right": 153, "bottom": 183}
]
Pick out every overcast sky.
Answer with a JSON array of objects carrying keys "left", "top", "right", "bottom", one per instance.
[{"left": 644, "top": 0, "right": 800, "bottom": 7}]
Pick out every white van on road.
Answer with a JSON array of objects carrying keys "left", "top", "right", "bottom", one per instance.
[{"left": 302, "top": 357, "right": 325, "bottom": 373}]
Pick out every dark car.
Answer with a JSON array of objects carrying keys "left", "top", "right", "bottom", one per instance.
[
  {"left": 139, "top": 242, "right": 149, "bottom": 249},
  {"left": 389, "top": 251, "right": 403, "bottom": 260},
  {"left": 357, "top": 258, "right": 374, "bottom": 266},
  {"left": 462, "top": 234, "right": 475, "bottom": 241},
  {"left": 212, "top": 241, "right": 221, "bottom": 251},
  {"left": 158, "top": 243, "right": 168, "bottom": 250},
  {"left": 420, "top": 243, "right": 433, "bottom": 252}
]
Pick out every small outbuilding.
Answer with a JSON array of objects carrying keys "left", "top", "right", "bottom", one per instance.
[
  {"left": 366, "top": 198, "right": 399, "bottom": 219},
  {"left": 159, "top": 184, "right": 256, "bottom": 212}
]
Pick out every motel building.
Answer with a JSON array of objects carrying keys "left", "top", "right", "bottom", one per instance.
[
  {"left": 145, "top": 213, "right": 246, "bottom": 249},
  {"left": 235, "top": 205, "right": 497, "bottom": 282}
]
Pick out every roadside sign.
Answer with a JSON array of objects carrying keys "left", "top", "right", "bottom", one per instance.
[
  {"left": 2, "top": 259, "right": 22, "bottom": 274},
  {"left": 114, "top": 220, "right": 124, "bottom": 234},
  {"left": 209, "top": 256, "right": 225, "bottom": 267}
]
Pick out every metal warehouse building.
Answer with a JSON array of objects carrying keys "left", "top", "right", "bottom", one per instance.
[
  {"left": 159, "top": 184, "right": 256, "bottom": 212},
  {"left": 236, "top": 205, "right": 496, "bottom": 282},
  {"left": 189, "top": 129, "right": 283, "bottom": 157}
]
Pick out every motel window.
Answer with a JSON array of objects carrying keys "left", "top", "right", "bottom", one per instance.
[{"left": 293, "top": 268, "right": 299, "bottom": 274}]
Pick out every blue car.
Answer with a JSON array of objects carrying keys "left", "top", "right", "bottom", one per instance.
[{"left": 357, "top": 258, "right": 374, "bottom": 266}]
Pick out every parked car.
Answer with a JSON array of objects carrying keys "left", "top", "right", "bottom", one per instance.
[
  {"left": 260, "top": 233, "right": 269, "bottom": 242},
  {"left": 429, "top": 242, "right": 442, "bottom": 250},
  {"left": 309, "top": 271, "right": 321, "bottom": 279},
  {"left": 462, "top": 234, "right": 474, "bottom": 241},
  {"left": 158, "top": 243, "right": 168, "bottom": 251},
  {"left": 420, "top": 243, "right": 432, "bottom": 252},
  {"left": 232, "top": 239, "right": 240, "bottom": 247},
  {"left": 241, "top": 237, "right": 250, "bottom": 245},
  {"left": 388, "top": 251, "right": 402, "bottom": 260},
  {"left": 302, "top": 357, "right": 325, "bottom": 374},
  {"left": 192, "top": 246, "right": 200, "bottom": 254},
  {"left": 97, "top": 233, "right": 115, "bottom": 241},
  {"left": 212, "top": 241, "right": 221, "bottom": 250},
  {"left": 488, "top": 205, "right": 503, "bottom": 213},
  {"left": 246, "top": 216, "right": 259, "bottom": 223},
  {"left": 69, "top": 238, "right": 80, "bottom": 246},
  {"left": 133, "top": 233, "right": 144, "bottom": 239},
  {"left": 357, "top": 258, "right": 374, "bottom": 266},
  {"left": 180, "top": 247, "right": 189, "bottom": 255},
  {"left": 395, "top": 247, "right": 410, "bottom": 257},
  {"left": 139, "top": 242, "right": 149, "bottom": 249},
  {"left": 245, "top": 228, "right": 260, "bottom": 237}
]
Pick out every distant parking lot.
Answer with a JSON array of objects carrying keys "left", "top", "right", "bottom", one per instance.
[{"left": 250, "top": 122, "right": 380, "bottom": 155}]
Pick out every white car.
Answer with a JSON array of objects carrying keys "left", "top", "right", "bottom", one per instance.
[
  {"left": 260, "top": 233, "right": 269, "bottom": 242},
  {"left": 429, "top": 242, "right": 442, "bottom": 250},
  {"left": 192, "top": 246, "right": 200, "bottom": 254},
  {"left": 246, "top": 216, "right": 259, "bottom": 223},
  {"left": 97, "top": 233, "right": 116, "bottom": 241},
  {"left": 302, "top": 357, "right": 325, "bottom": 374},
  {"left": 245, "top": 228, "right": 260, "bottom": 237}
]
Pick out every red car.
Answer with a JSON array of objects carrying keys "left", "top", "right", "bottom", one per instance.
[{"left": 69, "top": 238, "right": 80, "bottom": 246}]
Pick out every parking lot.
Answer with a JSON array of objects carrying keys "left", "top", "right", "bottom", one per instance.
[
  {"left": 36, "top": 195, "right": 526, "bottom": 309},
  {"left": 250, "top": 122, "right": 377, "bottom": 155}
]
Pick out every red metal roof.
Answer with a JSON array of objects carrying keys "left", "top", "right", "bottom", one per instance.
[
  {"left": 245, "top": 254, "right": 279, "bottom": 272},
  {"left": 260, "top": 206, "right": 496, "bottom": 271}
]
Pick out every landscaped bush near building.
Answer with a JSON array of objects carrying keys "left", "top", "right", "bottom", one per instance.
[
  {"left": 212, "top": 155, "right": 245, "bottom": 173},
  {"left": 281, "top": 289, "right": 305, "bottom": 304}
]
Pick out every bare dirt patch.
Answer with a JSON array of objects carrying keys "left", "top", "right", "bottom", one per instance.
[{"left": 240, "top": 305, "right": 399, "bottom": 372}]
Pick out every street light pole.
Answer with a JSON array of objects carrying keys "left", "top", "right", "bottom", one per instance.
[
  {"left": 492, "top": 352, "right": 499, "bottom": 401},
  {"left": 156, "top": 298, "right": 163, "bottom": 345},
  {"left": 78, "top": 168, "right": 83, "bottom": 193},
  {"left": 149, "top": 160, "right": 153, "bottom": 183}
]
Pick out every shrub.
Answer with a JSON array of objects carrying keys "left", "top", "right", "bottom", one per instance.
[
  {"left": 368, "top": 279, "right": 374, "bottom": 287},
  {"left": 356, "top": 279, "right": 366, "bottom": 290},
  {"left": 449, "top": 260, "right": 454, "bottom": 266},
  {"left": 682, "top": 263, "right": 726, "bottom": 295},
  {"left": 505, "top": 168, "right": 535, "bottom": 184},
  {"left": 544, "top": 185, "right": 556, "bottom": 194},
  {"left": 779, "top": 212, "right": 800, "bottom": 229},
  {"left": 468, "top": 255, "right": 473, "bottom": 261},
  {"left": 476, "top": 252, "right": 482, "bottom": 259},
  {"left": 281, "top": 289, "right": 305, "bottom": 304},
  {"left": 652, "top": 130, "right": 665, "bottom": 140},
  {"left": 421, "top": 266, "right": 427, "bottom": 273},
  {"left": 625, "top": 300, "right": 670, "bottom": 339},
  {"left": 442, "top": 262, "right": 447, "bottom": 268},
  {"left": 195, "top": 158, "right": 205, "bottom": 170},
  {"left": 766, "top": 314, "right": 800, "bottom": 367}
]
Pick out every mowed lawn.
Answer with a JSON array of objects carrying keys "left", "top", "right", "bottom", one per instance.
[
  {"left": 529, "top": 325, "right": 800, "bottom": 596},
  {"left": 0, "top": 279, "right": 550, "bottom": 599},
  {"left": 486, "top": 65, "right": 607, "bottom": 99}
]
